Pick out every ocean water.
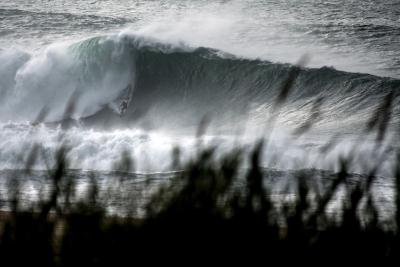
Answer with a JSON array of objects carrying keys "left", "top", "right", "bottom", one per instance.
[{"left": 0, "top": 0, "right": 399, "bottom": 220}]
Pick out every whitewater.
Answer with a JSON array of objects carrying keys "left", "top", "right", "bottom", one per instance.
[{"left": 0, "top": 0, "right": 399, "bottom": 221}]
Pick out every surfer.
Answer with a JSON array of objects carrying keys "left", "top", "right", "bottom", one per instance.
[{"left": 119, "top": 101, "right": 128, "bottom": 115}]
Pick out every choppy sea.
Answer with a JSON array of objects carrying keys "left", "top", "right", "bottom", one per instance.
[{"left": 0, "top": 0, "right": 399, "bottom": 222}]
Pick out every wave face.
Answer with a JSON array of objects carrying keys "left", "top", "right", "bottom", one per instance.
[{"left": 119, "top": 35, "right": 400, "bottom": 134}]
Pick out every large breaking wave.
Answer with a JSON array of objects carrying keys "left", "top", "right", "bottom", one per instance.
[
  {"left": 0, "top": 33, "right": 399, "bottom": 172},
  {"left": 1, "top": 33, "right": 399, "bottom": 128}
]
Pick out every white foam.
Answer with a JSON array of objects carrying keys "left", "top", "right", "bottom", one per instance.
[
  {"left": 0, "top": 37, "right": 135, "bottom": 123},
  {"left": 0, "top": 121, "right": 397, "bottom": 178}
]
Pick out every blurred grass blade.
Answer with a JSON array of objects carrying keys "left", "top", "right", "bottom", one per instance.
[
  {"left": 31, "top": 104, "right": 49, "bottom": 126},
  {"left": 366, "top": 91, "right": 394, "bottom": 142},
  {"left": 64, "top": 88, "right": 81, "bottom": 119},
  {"left": 274, "top": 54, "right": 311, "bottom": 110},
  {"left": 293, "top": 96, "right": 324, "bottom": 136}
]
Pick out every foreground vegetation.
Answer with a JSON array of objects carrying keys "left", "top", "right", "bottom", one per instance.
[{"left": 0, "top": 140, "right": 399, "bottom": 266}]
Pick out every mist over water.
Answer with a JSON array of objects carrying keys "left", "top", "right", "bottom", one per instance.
[
  {"left": 2, "top": 0, "right": 399, "bottom": 76},
  {"left": 0, "top": 0, "right": 399, "bottom": 175}
]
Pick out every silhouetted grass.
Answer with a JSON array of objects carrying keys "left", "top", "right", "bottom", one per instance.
[{"left": 0, "top": 137, "right": 399, "bottom": 265}]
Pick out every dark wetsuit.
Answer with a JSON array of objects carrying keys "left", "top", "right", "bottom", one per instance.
[{"left": 119, "top": 101, "right": 128, "bottom": 115}]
